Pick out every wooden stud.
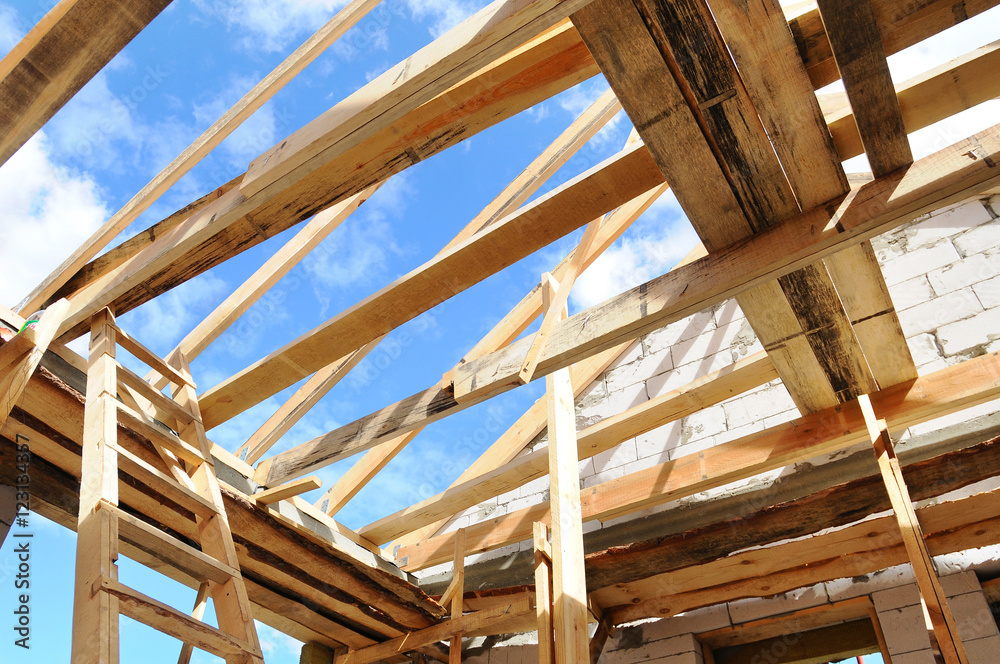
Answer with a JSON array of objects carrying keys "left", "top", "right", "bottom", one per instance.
[
  {"left": 858, "top": 394, "right": 968, "bottom": 664},
  {"left": 867, "top": 604, "right": 893, "bottom": 664},
  {"left": 450, "top": 528, "right": 466, "bottom": 664},
  {"left": 20, "top": 0, "right": 384, "bottom": 314},
  {"left": 539, "top": 274, "right": 589, "bottom": 663},
  {"left": 534, "top": 522, "right": 554, "bottom": 664}
]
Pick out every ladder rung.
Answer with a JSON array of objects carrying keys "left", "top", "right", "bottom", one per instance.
[
  {"left": 115, "top": 444, "right": 218, "bottom": 519},
  {"left": 117, "top": 363, "right": 197, "bottom": 427},
  {"left": 101, "top": 502, "right": 237, "bottom": 585},
  {"left": 96, "top": 577, "right": 261, "bottom": 660},
  {"left": 113, "top": 324, "right": 194, "bottom": 388},
  {"left": 116, "top": 402, "right": 206, "bottom": 467}
]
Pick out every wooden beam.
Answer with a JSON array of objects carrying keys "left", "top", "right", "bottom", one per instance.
[
  {"left": 710, "top": 620, "right": 878, "bottom": 664},
  {"left": 573, "top": 0, "right": 877, "bottom": 413},
  {"left": 539, "top": 274, "right": 589, "bottom": 664},
  {"left": 601, "top": 484, "right": 1000, "bottom": 624},
  {"left": 449, "top": 529, "right": 466, "bottom": 664},
  {"left": 176, "top": 582, "right": 211, "bottom": 664},
  {"left": 52, "top": 20, "right": 600, "bottom": 343},
  {"left": 534, "top": 522, "right": 554, "bottom": 664},
  {"left": 203, "top": 142, "right": 662, "bottom": 429},
  {"left": 364, "top": 352, "right": 776, "bottom": 546},
  {"left": 698, "top": 598, "right": 873, "bottom": 650},
  {"left": 398, "top": 351, "right": 1000, "bottom": 570},
  {"left": 817, "top": 0, "right": 912, "bottom": 177},
  {"left": 589, "top": 615, "right": 612, "bottom": 664},
  {"left": 585, "top": 434, "right": 1000, "bottom": 592},
  {"left": 449, "top": 124, "right": 1000, "bottom": 405},
  {"left": 708, "top": 0, "right": 915, "bottom": 392},
  {"left": 0, "top": 0, "right": 172, "bottom": 169},
  {"left": 334, "top": 598, "right": 533, "bottom": 664},
  {"left": 239, "top": 0, "right": 598, "bottom": 198},
  {"left": 252, "top": 476, "right": 323, "bottom": 505},
  {"left": 20, "top": 0, "right": 384, "bottom": 314},
  {"left": 858, "top": 395, "right": 968, "bottom": 664},
  {"left": 0, "top": 300, "right": 70, "bottom": 429}
]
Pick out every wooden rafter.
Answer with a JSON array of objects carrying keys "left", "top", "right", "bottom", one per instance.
[
  {"left": 0, "top": 0, "right": 172, "bottom": 170},
  {"left": 21, "top": 0, "right": 384, "bottom": 314}
]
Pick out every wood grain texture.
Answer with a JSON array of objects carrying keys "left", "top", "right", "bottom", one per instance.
[
  {"left": 402, "top": 350, "right": 1000, "bottom": 570},
  {"left": 0, "top": 0, "right": 171, "bottom": 168},
  {"left": 54, "top": 22, "right": 600, "bottom": 342},
  {"left": 451, "top": 123, "right": 1000, "bottom": 407},
  {"left": 203, "top": 144, "right": 663, "bottom": 430}
]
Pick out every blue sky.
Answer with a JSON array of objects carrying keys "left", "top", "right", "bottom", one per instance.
[{"left": 0, "top": 0, "right": 998, "bottom": 661}]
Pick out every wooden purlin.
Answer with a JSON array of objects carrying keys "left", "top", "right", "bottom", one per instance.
[
  {"left": 21, "top": 0, "right": 384, "bottom": 314},
  {"left": 0, "top": 0, "right": 172, "bottom": 170}
]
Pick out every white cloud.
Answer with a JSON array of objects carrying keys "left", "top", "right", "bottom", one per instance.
[
  {"left": 570, "top": 190, "right": 700, "bottom": 311},
  {"left": 0, "top": 133, "right": 109, "bottom": 308},
  {"left": 194, "top": 0, "right": 351, "bottom": 52},
  {"left": 405, "top": 0, "right": 478, "bottom": 37},
  {"left": 193, "top": 76, "right": 280, "bottom": 166},
  {"left": 0, "top": 3, "right": 23, "bottom": 54}
]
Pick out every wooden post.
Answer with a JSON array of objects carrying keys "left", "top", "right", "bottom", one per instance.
[
  {"left": 534, "top": 521, "right": 554, "bottom": 664},
  {"left": 177, "top": 581, "right": 211, "bottom": 664},
  {"left": 541, "top": 273, "right": 590, "bottom": 663},
  {"left": 450, "top": 528, "right": 466, "bottom": 664},
  {"left": 858, "top": 394, "right": 968, "bottom": 664},
  {"left": 71, "top": 307, "right": 120, "bottom": 664}
]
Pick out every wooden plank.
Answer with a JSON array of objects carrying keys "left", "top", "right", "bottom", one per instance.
[
  {"left": 707, "top": 0, "right": 914, "bottom": 392},
  {"left": 573, "top": 0, "right": 877, "bottom": 413},
  {"left": 0, "top": 0, "right": 172, "bottom": 169},
  {"left": 50, "top": 176, "right": 242, "bottom": 304},
  {"left": 399, "top": 351, "right": 1000, "bottom": 570},
  {"left": 252, "top": 476, "right": 323, "bottom": 505},
  {"left": 601, "top": 485, "right": 1000, "bottom": 623},
  {"left": 334, "top": 598, "right": 533, "bottom": 664},
  {"left": 828, "top": 39, "right": 1000, "bottom": 164},
  {"left": 53, "top": 22, "right": 600, "bottom": 342},
  {"left": 20, "top": 0, "right": 383, "bottom": 314},
  {"left": 99, "top": 577, "right": 260, "bottom": 659},
  {"left": 586, "top": 434, "right": 1000, "bottom": 592},
  {"left": 858, "top": 394, "right": 968, "bottom": 664},
  {"left": 103, "top": 501, "right": 238, "bottom": 585},
  {"left": 0, "top": 300, "right": 70, "bottom": 428},
  {"left": 363, "top": 352, "right": 776, "bottom": 546},
  {"left": 698, "top": 598, "right": 873, "bottom": 649},
  {"left": 817, "top": 0, "right": 913, "bottom": 177},
  {"left": 449, "top": 529, "right": 466, "bottom": 664},
  {"left": 202, "top": 143, "right": 663, "bottom": 430},
  {"left": 71, "top": 308, "right": 120, "bottom": 664},
  {"left": 711, "top": 620, "right": 878, "bottom": 664},
  {"left": 114, "top": 325, "right": 192, "bottom": 388},
  {"left": 589, "top": 615, "right": 612, "bottom": 664},
  {"left": 540, "top": 274, "right": 589, "bottom": 664},
  {"left": 534, "top": 522, "right": 554, "bottom": 664},
  {"left": 115, "top": 402, "right": 206, "bottom": 467},
  {"left": 117, "top": 362, "right": 196, "bottom": 427},
  {"left": 239, "top": 0, "right": 598, "bottom": 198},
  {"left": 237, "top": 340, "right": 378, "bottom": 465},
  {"left": 450, "top": 123, "right": 1000, "bottom": 406},
  {"left": 114, "top": 442, "right": 217, "bottom": 519},
  {"left": 177, "top": 582, "right": 211, "bottom": 664}
]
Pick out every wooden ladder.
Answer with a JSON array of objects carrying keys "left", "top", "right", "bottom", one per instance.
[{"left": 71, "top": 307, "right": 264, "bottom": 664}]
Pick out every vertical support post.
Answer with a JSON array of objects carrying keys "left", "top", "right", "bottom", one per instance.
[
  {"left": 866, "top": 604, "right": 892, "bottom": 664},
  {"left": 858, "top": 394, "right": 968, "bottom": 664},
  {"left": 534, "top": 521, "right": 554, "bottom": 664},
  {"left": 71, "top": 307, "right": 120, "bottom": 664},
  {"left": 541, "top": 273, "right": 590, "bottom": 663},
  {"left": 450, "top": 528, "right": 466, "bottom": 664}
]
